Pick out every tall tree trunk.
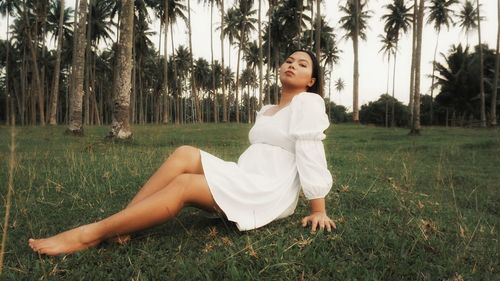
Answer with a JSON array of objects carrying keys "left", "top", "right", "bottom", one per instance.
[
  {"left": 408, "top": 0, "right": 417, "bottom": 124},
  {"left": 477, "top": 0, "right": 486, "bottom": 127},
  {"left": 109, "top": 0, "right": 134, "bottom": 139},
  {"left": 352, "top": 0, "right": 360, "bottom": 123},
  {"left": 385, "top": 54, "right": 390, "bottom": 128},
  {"left": 429, "top": 31, "right": 440, "bottom": 126},
  {"left": 315, "top": 0, "right": 322, "bottom": 96},
  {"left": 67, "top": 0, "right": 88, "bottom": 134},
  {"left": 84, "top": 0, "right": 93, "bottom": 125},
  {"left": 69, "top": 0, "right": 79, "bottom": 118},
  {"left": 410, "top": 0, "right": 424, "bottom": 135},
  {"left": 266, "top": 1, "right": 272, "bottom": 105},
  {"left": 258, "top": 0, "right": 263, "bottom": 108},
  {"left": 235, "top": 37, "right": 243, "bottom": 123},
  {"left": 5, "top": 11, "right": 10, "bottom": 125},
  {"left": 220, "top": 0, "right": 227, "bottom": 122},
  {"left": 298, "top": 0, "right": 303, "bottom": 48},
  {"left": 23, "top": 0, "right": 45, "bottom": 125},
  {"left": 211, "top": 2, "right": 218, "bottom": 123},
  {"left": 187, "top": 0, "right": 200, "bottom": 123},
  {"left": 310, "top": 0, "right": 314, "bottom": 49},
  {"left": 491, "top": 0, "right": 500, "bottom": 126},
  {"left": 391, "top": 40, "right": 398, "bottom": 127},
  {"left": 49, "top": 0, "right": 65, "bottom": 125},
  {"left": 162, "top": 0, "right": 169, "bottom": 124}
]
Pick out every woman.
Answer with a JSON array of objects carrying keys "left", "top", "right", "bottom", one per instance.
[{"left": 28, "top": 50, "right": 336, "bottom": 256}]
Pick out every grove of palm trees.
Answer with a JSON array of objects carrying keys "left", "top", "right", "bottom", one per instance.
[{"left": 0, "top": 0, "right": 496, "bottom": 133}]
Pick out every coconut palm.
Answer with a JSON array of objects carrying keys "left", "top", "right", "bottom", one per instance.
[
  {"left": 339, "top": 0, "right": 372, "bottom": 123},
  {"left": 427, "top": 0, "right": 458, "bottom": 125},
  {"left": 0, "top": 0, "right": 18, "bottom": 125},
  {"left": 410, "top": 0, "right": 424, "bottom": 135},
  {"left": 109, "top": 0, "right": 134, "bottom": 139},
  {"left": 223, "top": 1, "right": 256, "bottom": 123},
  {"left": 382, "top": 0, "right": 412, "bottom": 127},
  {"left": 492, "top": 0, "right": 499, "bottom": 126},
  {"left": 67, "top": 0, "right": 88, "bottom": 134},
  {"left": 378, "top": 32, "right": 397, "bottom": 127},
  {"left": 198, "top": 0, "right": 222, "bottom": 122},
  {"left": 48, "top": 0, "right": 68, "bottom": 125},
  {"left": 456, "top": 0, "right": 478, "bottom": 46},
  {"left": 475, "top": 0, "right": 486, "bottom": 127},
  {"left": 335, "top": 77, "right": 345, "bottom": 103}
]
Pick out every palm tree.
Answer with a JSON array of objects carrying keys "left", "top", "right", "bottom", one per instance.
[
  {"left": 257, "top": 0, "right": 263, "bottom": 108},
  {"left": 198, "top": 0, "right": 219, "bottom": 122},
  {"left": 476, "top": 0, "right": 486, "bottom": 127},
  {"left": 48, "top": 0, "right": 67, "bottom": 125},
  {"left": 339, "top": 0, "right": 372, "bottom": 123},
  {"left": 378, "top": 32, "right": 397, "bottom": 127},
  {"left": 457, "top": 0, "right": 478, "bottom": 46},
  {"left": 335, "top": 77, "right": 345, "bottom": 104},
  {"left": 186, "top": 0, "right": 202, "bottom": 122},
  {"left": 492, "top": 0, "right": 499, "bottom": 126},
  {"left": 224, "top": 1, "right": 257, "bottom": 123},
  {"left": 67, "top": 0, "right": 88, "bottom": 134},
  {"left": 0, "top": 0, "right": 18, "bottom": 125},
  {"left": 109, "top": 0, "right": 133, "bottom": 139},
  {"left": 410, "top": 0, "right": 424, "bottom": 135},
  {"left": 427, "top": 0, "right": 458, "bottom": 125},
  {"left": 382, "top": 0, "right": 412, "bottom": 127}
]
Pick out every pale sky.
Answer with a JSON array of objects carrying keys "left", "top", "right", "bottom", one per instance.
[{"left": 1, "top": 0, "right": 497, "bottom": 109}]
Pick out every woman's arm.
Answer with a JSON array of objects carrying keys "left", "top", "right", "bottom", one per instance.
[{"left": 301, "top": 198, "right": 336, "bottom": 232}]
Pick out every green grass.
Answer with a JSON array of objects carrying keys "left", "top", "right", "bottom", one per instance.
[{"left": 0, "top": 124, "right": 499, "bottom": 280}]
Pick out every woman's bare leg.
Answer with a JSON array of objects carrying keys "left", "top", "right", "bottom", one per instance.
[
  {"left": 127, "top": 145, "right": 204, "bottom": 206},
  {"left": 109, "top": 145, "right": 204, "bottom": 244},
  {"left": 28, "top": 174, "right": 218, "bottom": 256}
]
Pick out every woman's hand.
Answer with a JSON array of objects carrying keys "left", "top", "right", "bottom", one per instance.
[{"left": 301, "top": 211, "right": 336, "bottom": 232}]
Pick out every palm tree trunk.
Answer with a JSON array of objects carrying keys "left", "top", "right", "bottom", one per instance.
[
  {"left": 211, "top": 2, "right": 217, "bottom": 123},
  {"left": 23, "top": 0, "right": 45, "bottom": 125},
  {"left": 5, "top": 11, "right": 10, "bottom": 125},
  {"left": 187, "top": 0, "right": 201, "bottom": 123},
  {"left": 67, "top": 0, "right": 88, "bottom": 133},
  {"left": 258, "top": 0, "right": 263, "bottom": 108},
  {"left": 391, "top": 40, "right": 398, "bottom": 127},
  {"left": 236, "top": 38, "right": 243, "bottom": 123},
  {"left": 69, "top": 0, "right": 79, "bottom": 110},
  {"left": 315, "top": 0, "right": 321, "bottom": 63},
  {"left": 109, "top": 0, "right": 134, "bottom": 139},
  {"left": 49, "top": 0, "right": 65, "bottom": 125},
  {"left": 84, "top": 0, "right": 93, "bottom": 125},
  {"left": 477, "top": 0, "right": 486, "bottom": 127},
  {"left": 220, "top": 0, "right": 227, "bottom": 122},
  {"left": 491, "top": 0, "right": 500, "bottom": 126},
  {"left": 352, "top": 0, "right": 360, "bottom": 123},
  {"left": 408, "top": 0, "right": 417, "bottom": 124},
  {"left": 410, "top": 0, "right": 424, "bottom": 135},
  {"left": 298, "top": 0, "right": 303, "bottom": 48},
  {"left": 266, "top": 1, "right": 272, "bottom": 105},
  {"left": 162, "top": 0, "right": 169, "bottom": 124},
  {"left": 385, "top": 55, "right": 390, "bottom": 128},
  {"left": 429, "top": 31, "right": 440, "bottom": 126}
]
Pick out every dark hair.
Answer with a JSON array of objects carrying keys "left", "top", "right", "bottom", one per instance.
[{"left": 291, "top": 49, "right": 322, "bottom": 96}]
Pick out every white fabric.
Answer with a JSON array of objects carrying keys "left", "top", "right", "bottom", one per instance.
[{"left": 200, "top": 92, "right": 333, "bottom": 231}]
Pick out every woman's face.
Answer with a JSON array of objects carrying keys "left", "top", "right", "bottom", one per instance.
[{"left": 279, "top": 51, "right": 316, "bottom": 91}]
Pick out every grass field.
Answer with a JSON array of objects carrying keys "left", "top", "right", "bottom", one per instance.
[{"left": 0, "top": 124, "right": 499, "bottom": 280}]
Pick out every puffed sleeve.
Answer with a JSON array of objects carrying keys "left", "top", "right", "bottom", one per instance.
[{"left": 289, "top": 93, "right": 333, "bottom": 199}]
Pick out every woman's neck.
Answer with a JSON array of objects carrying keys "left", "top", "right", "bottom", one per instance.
[{"left": 279, "top": 87, "right": 307, "bottom": 106}]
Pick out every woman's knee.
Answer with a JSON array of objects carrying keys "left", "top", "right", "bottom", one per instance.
[{"left": 172, "top": 145, "right": 199, "bottom": 161}]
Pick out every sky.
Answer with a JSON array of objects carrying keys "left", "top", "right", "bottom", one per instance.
[{"left": 1, "top": 0, "right": 498, "bottom": 109}]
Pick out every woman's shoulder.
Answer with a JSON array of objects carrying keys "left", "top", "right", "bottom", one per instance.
[{"left": 291, "top": 92, "right": 325, "bottom": 109}]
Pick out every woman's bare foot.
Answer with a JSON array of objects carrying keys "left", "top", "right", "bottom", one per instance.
[
  {"left": 28, "top": 224, "right": 102, "bottom": 256},
  {"left": 106, "top": 234, "right": 131, "bottom": 245}
]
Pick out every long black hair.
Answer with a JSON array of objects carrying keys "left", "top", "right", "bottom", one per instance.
[{"left": 291, "top": 49, "right": 323, "bottom": 97}]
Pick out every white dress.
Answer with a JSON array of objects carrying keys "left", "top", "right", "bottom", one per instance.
[{"left": 200, "top": 92, "right": 333, "bottom": 231}]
